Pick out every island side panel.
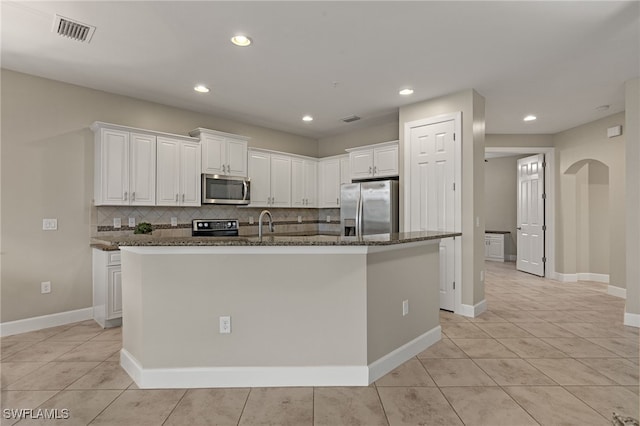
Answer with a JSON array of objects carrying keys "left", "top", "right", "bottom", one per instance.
[
  {"left": 121, "top": 248, "right": 369, "bottom": 369},
  {"left": 121, "top": 250, "right": 144, "bottom": 364},
  {"left": 366, "top": 242, "right": 441, "bottom": 363}
]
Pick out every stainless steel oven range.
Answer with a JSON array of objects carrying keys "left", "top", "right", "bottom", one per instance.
[{"left": 192, "top": 219, "right": 239, "bottom": 237}]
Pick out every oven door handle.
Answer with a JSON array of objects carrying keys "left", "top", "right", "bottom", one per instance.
[{"left": 242, "top": 180, "right": 249, "bottom": 202}]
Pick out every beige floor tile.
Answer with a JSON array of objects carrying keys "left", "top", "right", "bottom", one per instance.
[
  {"left": 314, "top": 387, "right": 388, "bottom": 426},
  {"left": 475, "top": 323, "right": 534, "bottom": 338},
  {"left": 66, "top": 362, "right": 133, "bottom": 390},
  {"left": 0, "top": 390, "right": 58, "bottom": 426},
  {"left": 2, "top": 341, "right": 80, "bottom": 362},
  {"left": 625, "top": 385, "right": 639, "bottom": 395},
  {"left": 441, "top": 386, "right": 538, "bottom": 426},
  {"left": 421, "top": 359, "right": 496, "bottom": 387},
  {"left": 89, "top": 389, "right": 186, "bottom": 426},
  {"left": 528, "top": 310, "right": 586, "bottom": 323},
  {"left": 497, "top": 338, "right": 568, "bottom": 358},
  {"left": 440, "top": 311, "right": 469, "bottom": 323},
  {"left": 0, "top": 341, "right": 38, "bottom": 360},
  {"left": 16, "top": 389, "right": 122, "bottom": 426},
  {"left": 0, "top": 326, "right": 70, "bottom": 343},
  {"left": 5, "top": 362, "right": 99, "bottom": 391},
  {"left": 416, "top": 338, "right": 468, "bottom": 359},
  {"left": 556, "top": 322, "right": 629, "bottom": 338},
  {"left": 576, "top": 358, "right": 639, "bottom": 385},
  {"left": 515, "top": 321, "right": 578, "bottom": 338},
  {"left": 451, "top": 339, "right": 519, "bottom": 359},
  {"left": 375, "top": 358, "right": 435, "bottom": 387},
  {"left": 474, "top": 359, "right": 557, "bottom": 386},
  {"left": 541, "top": 337, "right": 619, "bottom": 358},
  {"left": 565, "top": 386, "right": 639, "bottom": 420},
  {"left": 586, "top": 337, "right": 640, "bottom": 358},
  {"left": 54, "top": 340, "right": 121, "bottom": 362},
  {"left": 163, "top": 388, "right": 250, "bottom": 426},
  {"left": 488, "top": 309, "right": 547, "bottom": 323},
  {"left": 44, "top": 325, "right": 101, "bottom": 342},
  {"left": 377, "top": 387, "right": 463, "bottom": 426},
  {"left": 106, "top": 351, "right": 121, "bottom": 362},
  {"left": 90, "top": 327, "right": 123, "bottom": 342},
  {"left": 526, "top": 358, "right": 617, "bottom": 385},
  {"left": 238, "top": 388, "right": 313, "bottom": 426},
  {"left": 504, "top": 386, "right": 608, "bottom": 425},
  {"left": 0, "top": 362, "right": 47, "bottom": 389},
  {"left": 466, "top": 311, "right": 508, "bottom": 323},
  {"left": 441, "top": 322, "right": 491, "bottom": 339}
]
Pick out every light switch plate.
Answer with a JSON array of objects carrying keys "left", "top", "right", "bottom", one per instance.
[
  {"left": 42, "top": 219, "right": 57, "bottom": 230},
  {"left": 113, "top": 218, "right": 121, "bottom": 228},
  {"left": 128, "top": 217, "right": 136, "bottom": 227},
  {"left": 171, "top": 217, "right": 178, "bottom": 227}
]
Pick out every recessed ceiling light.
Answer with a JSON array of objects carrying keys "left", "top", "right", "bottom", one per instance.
[
  {"left": 231, "top": 35, "right": 252, "bottom": 47},
  {"left": 194, "top": 85, "right": 210, "bottom": 93},
  {"left": 523, "top": 115, "right": 537, "bottom": 122},
  {"left": 399, "top": 88, "right": 414, "bottom": 96},
  {"left": 302, "top": 115, "right": 313, "bottom": 122}
]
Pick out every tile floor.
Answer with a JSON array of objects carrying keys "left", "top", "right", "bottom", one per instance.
[{"left": 1, "top": 261, "right": 638, "bottom": 425}]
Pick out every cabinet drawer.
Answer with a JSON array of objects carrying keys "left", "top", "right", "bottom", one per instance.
[{"left": 107, "top": 251, "right": 121, "bottom": 266}]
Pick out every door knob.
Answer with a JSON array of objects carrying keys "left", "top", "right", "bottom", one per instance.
[{"left": 517, "top": 227, "right": 522, "bottom": 230}]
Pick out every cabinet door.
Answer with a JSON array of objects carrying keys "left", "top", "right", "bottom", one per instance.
[
  {"left": 350, "top": 150, "right": 373, "bottom": 180},
  {"left": 304, "top": 160, "right": 318, "bottom": 207},
  {"left": 291, "top": 158, "right": 305, "bottom": 207},
  {"left": 487, "top": 235, "right": 505, "bottom": 261},
  {"left": 201, "top": 134, "right": 226, "bottom": 175},
  {"left": 156, "top": 137, "right": 181, "bottom": 205},
  {"left": 248, "top": 151, "right": 271, "bottom": 207},
  {"left": 373, "top": 145, "right": 399, "bottom": 177},
  {"left": 129, "top": 133, "right": 156, "bottom": 206},
  {"left": 107, "top": 265, "right": 122, "bottom": 319},
  {"left": 100, "top": 128, "right": 129, "bottom": 205},
  {"left": 319, "top": 158, "right": 340, "bottom": 207},
  {"left": 180, "top": 141, "right": 202, "bottom": 206},
  {"left": 226, "top": 138, "right": 248, "bottom": 177},
  {"left": 340, "top": 155, "right": 351, "bottom": 185},
  {"left": 270, "top": 154, "right": 292, "bottom": 207}
]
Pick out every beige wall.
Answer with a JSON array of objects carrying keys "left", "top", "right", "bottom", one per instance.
[
  {"left": 399, "top": 89, "right": 486, "bottom": 307},
  {"left": 317, "top": 118, "right": 399, "bottom": 158},
  {"left": 553, "top": 112, "right": 625, "bottom": 288},
  {"left": 0, "top": 69, "right": 317, "bottom": 323},
  {"left": 625, "top": 78, "right": 639, "bottom": 316},
  {"left": 484, "top": 155, "right": 528, "bottom": 258},
  {"left": 485, "top": 134, "right": 554, "bottom": 148}
]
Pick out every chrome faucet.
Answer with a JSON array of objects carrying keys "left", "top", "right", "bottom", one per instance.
[{"left": 258, "top": 210, "right": 275, "bottom": 239}]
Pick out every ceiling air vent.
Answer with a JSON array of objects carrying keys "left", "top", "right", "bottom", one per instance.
[
  {"left": 53, "top": 14, "right": 96, "bottom": 43},
  {"left": 341, "top": 115, "right": 361, "bottom": 123}
]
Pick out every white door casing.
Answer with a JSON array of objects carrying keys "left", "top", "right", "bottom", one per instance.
[
  {"left": 405, "top": 114, "right": 461, "bottom": 312},
  {"left": 517, "top": 154, "right": 545, "bottom": 276}
]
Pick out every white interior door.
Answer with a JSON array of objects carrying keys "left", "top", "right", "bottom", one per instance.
[
  {"left": 409, "top": 119, "right": 456, "bottom": 311},
  {"left": 517, "top": 154, "right": 545, "bottom": 276}
]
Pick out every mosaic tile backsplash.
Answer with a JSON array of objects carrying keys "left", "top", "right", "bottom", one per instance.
[{"left": 93, "top": 206, "right": 341, "bottom": 237}]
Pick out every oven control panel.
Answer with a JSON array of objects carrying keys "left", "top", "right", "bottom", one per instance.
[{"left": 192, "top": 219, "right": 239, "bottom": 236}]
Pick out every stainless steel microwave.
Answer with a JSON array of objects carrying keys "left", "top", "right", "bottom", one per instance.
[{"left": 201, "top": 174, "right": 250, "bottom": 205}]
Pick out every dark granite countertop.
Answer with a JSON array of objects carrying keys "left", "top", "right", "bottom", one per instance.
[
  {"left": 91, "top": 231, "right": 461, "bottom": 249},
  {"left": 485, "top": 230, "right": 511, "bottom": 234}
]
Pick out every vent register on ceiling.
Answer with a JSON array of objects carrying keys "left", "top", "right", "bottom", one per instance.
[{"left": 53, "top": 14, "right": 96, "bottom": 43}]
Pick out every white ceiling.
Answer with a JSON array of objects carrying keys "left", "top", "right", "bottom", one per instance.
[{"left": 2, "top": 1, "right": 638, "bottom": 140}]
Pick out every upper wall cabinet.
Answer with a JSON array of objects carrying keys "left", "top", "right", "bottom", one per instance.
[
  {"left": 318, "top": 154, "right": 350, "bottom": 208},
  {"left": 92, "top": 122, "right": 157, "bottom": 206},
  {"left": 291, "top": 157, "right": 318, "bottom": 207},
  {"left": 190, "top": 128, "right": 249, "bottom": 177},
  {"left": 248, "top": 149, "right": 292, "bottom": 208},
  {"left": 156, "top": 136, "right": 201, "bottom": 207},
  {"left": 347, "top": 141, "right": 399, "bottom": 180}
]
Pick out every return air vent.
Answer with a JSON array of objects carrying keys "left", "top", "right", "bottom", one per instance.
[
  {"left": 341, "top": 115, "right": 361, "bottom": 123},
  {"left": 53, "top": 14, "right": 96, "bottom": 43}
]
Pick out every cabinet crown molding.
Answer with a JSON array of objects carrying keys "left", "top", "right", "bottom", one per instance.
[
  {"left": 188, "top": 128, "right": 250, "bottom": 141},
  {"left": 249, "top": 147, "right": 317, "bottom": 162},
  {"left": 90, "top": 121, "right": 199, "bottom": 143},
  {"left": 345, "top": 140, "right": 399, "bottom": 153}
]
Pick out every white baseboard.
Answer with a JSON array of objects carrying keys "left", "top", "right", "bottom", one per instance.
[
  {"left": 553, "top": 272, "right": 578, "bottom": 282},
  {"left": 624, "top": 312, "right": 640, "bottom": 328},
  {"left": 0, "top": 307, "right": 93, "bottom": 337},
  {"left": 607, "top": 286, "right": 627, "bottom": 299},
  {"left": 458, "top": 299, "right": 487, "bottom": 318},
  {"left": 552, "top": 272, "right": 610, "bottom": 284},
  {"left": 368, "top": 326, "right": 441, "bottom": 383},
  {"left": 121, "top": 326, "right": 442, "bottom": 389},
  {"left": 507, "top": 255, "right": 517, "bottom": 262}
]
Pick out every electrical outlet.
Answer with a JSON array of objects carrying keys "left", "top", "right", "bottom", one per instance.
[
  {"left": 298, "top": 215, "right": 302, "bottom": 223},
  {"left": 249, "top": 217, "right": 254, "bottom": 225},
  {"left": 402, "top": 300, "right": 409, "bottom": 316},
  {"left": 42, "top": 219, "right": 57, "bottom": 230},
  {"left": 128, "top": 217, "right": 136, "bottom": 227},
  {"left": 326, "top": 215, "right": 331, "bottom": 223},
  {"left": 171, "top": 217, "right": 178, "bottom": 227},
  {"left": 480, "top": 270, "right": 485, "bottom": 282},
  {"left": 113, "top": 218, "right": 122, "bottom": 228},
  {"left": 41, "top": 281, "right": 51, "bottom": 294},
  {"left": 219, "top": 316, "right": 231, "bottom": 334}
]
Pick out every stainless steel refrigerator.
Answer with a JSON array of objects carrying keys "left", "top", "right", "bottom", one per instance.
[{"left": 340, "top": 180, "right": 399, "bottom": 236}]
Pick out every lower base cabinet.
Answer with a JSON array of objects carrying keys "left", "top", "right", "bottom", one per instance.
[
  {"left": 485, "top": 233, "right": 505, "bottom": 262},
  {"left": 92, "top": 248, "right": 123, "bottom": 328}
]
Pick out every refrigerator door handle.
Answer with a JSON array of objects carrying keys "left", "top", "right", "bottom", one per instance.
[{"left": 355, "top": 193, "right": 362, "bottom": 237}]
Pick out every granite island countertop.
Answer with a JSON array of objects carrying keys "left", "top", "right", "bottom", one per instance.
[{"left": 91, "top": 230, "right": 461, "bottom": 249}]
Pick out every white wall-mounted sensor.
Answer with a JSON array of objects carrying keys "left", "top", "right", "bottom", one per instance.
[{"left": 607, "top": 125, "right": 622, "bottom": 138}]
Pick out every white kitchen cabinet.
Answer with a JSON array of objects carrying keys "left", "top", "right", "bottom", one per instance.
[
  {"left": 248, "top": 149, "right": 291, "bottom": 207},
  {"left": 319, "top": 154, "right": 349, "bottom": 208},
  {"left": 189, "top": 128, "right": 249, "bottom": 177},
  {"left": 347, "top": 141, "right": 399, "bottom": 180},
  {"left": 292, "top": 157, "right": 318, "bottom": 207},
  {"left": 485, "top": 233, "right": 506, "bottom": 262},
  {"left": 156, "top": 136, "right": 201, "bottom": 206},
  {"left": 92, "top": 124, "right": 157, "bottom": 206},
  {"left": 92, "top": 249, "right": 122, "bottom": 328}
]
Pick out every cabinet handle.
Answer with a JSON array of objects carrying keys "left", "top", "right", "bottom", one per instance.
[
  {"left": 369, "top": 166, "right": 372, "bottom": 174},
  {"left": 131, "top": 192, "right": 136, "bottom": 201},
  {"left": 337, "top": 198, "right": 339, "bottom": 205},
  {"left": 182, "top": 194, "right": 185, "bottom": 203},
  {"left": 123, "top": 191, "right": 128, "bottom": 201},
  {"left": 175, "top": 194, "right": 179, "bottom": 203},
  {"left": 374, "top": 166, "right": 377, "bottom": 174}
]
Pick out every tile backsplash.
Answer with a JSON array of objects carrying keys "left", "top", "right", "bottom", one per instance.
[{"left": 93, "top": 205, "right": 340, "bottom": 236}]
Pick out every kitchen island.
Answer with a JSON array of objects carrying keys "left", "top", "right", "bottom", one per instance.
[{"left": 94, "top": 231, "right": 460, "bottom": 388}]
